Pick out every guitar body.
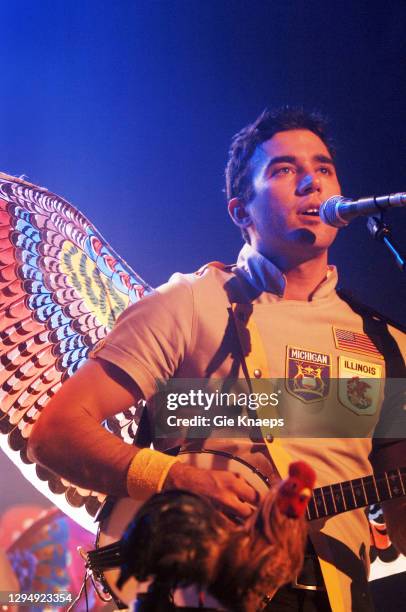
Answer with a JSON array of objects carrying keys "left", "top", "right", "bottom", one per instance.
[{"left": 93, "top": 450, "right": 271, "bottom": 608}]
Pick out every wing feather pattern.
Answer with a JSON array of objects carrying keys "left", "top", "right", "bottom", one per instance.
[{"left": 0, "top": 172, "right": 152, "bottom": 525}]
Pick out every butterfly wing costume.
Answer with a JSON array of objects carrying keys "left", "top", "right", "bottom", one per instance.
[{"left": 0, "top": 172, "right": 152, "bottom": 530}]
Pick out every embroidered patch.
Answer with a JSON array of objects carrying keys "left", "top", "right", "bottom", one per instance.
[
  {"left": 286, "top": 346, "right": 331, "bottom": 403},
  {"left": 333, "top": 327, "right": 383, "bottom": 359},
  {"left": 338, "top": 356, "right": 383, "bottom": 415}
]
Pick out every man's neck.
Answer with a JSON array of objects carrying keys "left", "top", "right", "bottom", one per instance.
[{"left": 282, "top": 254, "right": 329, "bottom": 301}]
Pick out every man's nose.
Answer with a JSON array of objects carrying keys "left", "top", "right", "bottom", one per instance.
[{"left": 296, "top": 173, "right": 321, "bottom": 196}]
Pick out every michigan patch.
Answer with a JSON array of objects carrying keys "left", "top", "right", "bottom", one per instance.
[
  {"left": 338, "top": 356, "right": 383, "bottom": 415},
  {"left": 286, "top": 347, "right": 331, "bottom": 403}
]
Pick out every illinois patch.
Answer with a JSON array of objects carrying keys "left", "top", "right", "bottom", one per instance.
[
  {"left": 286, "top": 346, "right": 331, "bottom": 403},
  {"left": 338, "top": 356, "right": 383, "bottom": 415}
]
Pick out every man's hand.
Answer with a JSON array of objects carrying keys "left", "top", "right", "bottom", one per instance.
[{"left": 163, "top": 462, "right": 259, "bottom": 520}]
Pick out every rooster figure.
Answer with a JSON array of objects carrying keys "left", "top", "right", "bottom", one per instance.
[{"left": 117, "top": 461, "right": 316, "bottom": 611}]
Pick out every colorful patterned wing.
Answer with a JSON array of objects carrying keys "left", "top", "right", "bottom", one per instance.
[{"left": 0, "top": 172, "right": 153, "bottom": 521}]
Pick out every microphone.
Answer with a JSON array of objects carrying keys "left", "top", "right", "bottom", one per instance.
[{"left": 319, "top": 192, "right": 406, "bottom": 228}]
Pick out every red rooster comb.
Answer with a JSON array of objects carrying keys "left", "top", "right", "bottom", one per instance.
[
  {"left": 288, "top": 461, "right": 316, "bottom": 488},
  {"left": 277, "top": 461, "right": 316, "bottom": 519}
]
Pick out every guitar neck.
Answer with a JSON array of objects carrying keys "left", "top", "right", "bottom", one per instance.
[{"left": 306, "top": 466, "right": 406, "bottom": 521}]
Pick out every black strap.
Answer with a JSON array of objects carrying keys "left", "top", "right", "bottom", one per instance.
[{"left": 134, "top": 402, "right": 153, "bottom": 448}]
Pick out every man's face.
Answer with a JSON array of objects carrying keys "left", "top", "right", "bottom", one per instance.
[{"left": 235, "top": 129, "right": 341, "bottom": 264}]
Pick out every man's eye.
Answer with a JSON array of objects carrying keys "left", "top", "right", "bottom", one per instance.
[
  {"left": 318, "top": 166, "right": 333, "bottom": 175},
  {"left": 272, "top": 166, "right": 294, "bottom": 176}
]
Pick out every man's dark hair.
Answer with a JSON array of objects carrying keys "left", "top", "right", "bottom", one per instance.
[{"left": 225, "top": 107, "right": 335, "bottom": 242}]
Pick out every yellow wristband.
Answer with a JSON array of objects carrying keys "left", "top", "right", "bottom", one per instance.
[{"left": 126, "top": 448, "right": 179, "bottom": 498}]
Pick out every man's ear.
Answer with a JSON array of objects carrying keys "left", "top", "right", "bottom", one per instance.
[{"left": 228, "top": 198, "right": 252, "bottom": 229}]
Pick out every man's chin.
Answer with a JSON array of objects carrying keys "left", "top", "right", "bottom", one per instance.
[
  {"left": 283, "top": 229, "right": 337, "bottom": 264},
  {"left": 290, "top": 228, "right": 317, "bottom": 245},
  {"left": 289, "top": 227, "right": 338, "bottom": 250}
]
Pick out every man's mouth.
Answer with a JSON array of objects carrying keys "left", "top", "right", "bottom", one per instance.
[{"left": 299, "top": 207, "right": 320, "bottom": 217}]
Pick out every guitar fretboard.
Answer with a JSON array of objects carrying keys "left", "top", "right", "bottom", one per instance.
[{"left": 306, "top": 466, "right": 406, "bottom": 521}]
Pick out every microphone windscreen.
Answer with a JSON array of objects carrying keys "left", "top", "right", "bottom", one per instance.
[{"left": 319, "top": 195, "right": 347, "bottom": 228}]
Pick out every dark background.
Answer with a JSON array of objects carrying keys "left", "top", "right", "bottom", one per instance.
[
  {"left": 0, "top": 2, "right": 405, "bottom": 603},
  {"left": 1, "top": 0, "right": 405, "bottom": 321}
]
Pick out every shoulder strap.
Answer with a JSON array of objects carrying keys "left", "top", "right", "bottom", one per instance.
[
  {"left": 337, "top": 288, "right": 406, "bottom": 333},
  {"left": 229, "top": 303, "right": 293, "bottom": 477},
  {"left": 337, "top": 288, "right": 406, "bottom": 377},
  {"left": 134, "top": 402, "right": 153, "bottom": 448}
]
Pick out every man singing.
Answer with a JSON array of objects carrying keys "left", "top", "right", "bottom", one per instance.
[{"left": 28, "top": 108, "right": 406, "bottom": 611}]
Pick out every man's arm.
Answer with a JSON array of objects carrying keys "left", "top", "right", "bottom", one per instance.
[
  {"left": 28, "top": 358, "right": 142, "bottom": 497},
  {"left": 27, "top": 358, "right": 257, "bottom": 517}
]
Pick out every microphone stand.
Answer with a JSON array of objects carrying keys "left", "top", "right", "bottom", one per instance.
[{"left": 366, "top": 215, "right": 406, "bottom": 272}]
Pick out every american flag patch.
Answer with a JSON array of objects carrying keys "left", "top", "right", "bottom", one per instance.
[{"left": 333, "top": 327, "right": 383, "bottom": 359}]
